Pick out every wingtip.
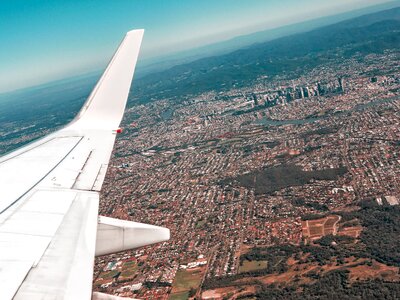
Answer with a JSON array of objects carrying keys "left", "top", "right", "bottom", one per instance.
[
  {"left": 66, "top": 28, "right": 144, "bottom": 130},
  {"left": 126, "top": 29, "right": 145, "bottom": 36}
]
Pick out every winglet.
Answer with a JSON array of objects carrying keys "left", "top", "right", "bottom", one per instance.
[{"left": 67, "top": 29, "right": 144, "bottom": 130}]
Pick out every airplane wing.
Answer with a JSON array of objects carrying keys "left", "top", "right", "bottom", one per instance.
[{"left": 0, "top": 29, "right": 170, "bottom": 300}]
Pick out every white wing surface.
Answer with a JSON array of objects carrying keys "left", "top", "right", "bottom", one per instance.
[{"left": 0, "top": 29, "right": 170, "bottom": 300}]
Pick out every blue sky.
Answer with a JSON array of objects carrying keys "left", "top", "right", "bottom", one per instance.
[{"left": 0, "top": 0, "right": 395, "bottom": 93}]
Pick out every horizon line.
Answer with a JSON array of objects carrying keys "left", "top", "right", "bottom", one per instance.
[{"left": 1, "top": 0, "right": 398, "bottom": 95}]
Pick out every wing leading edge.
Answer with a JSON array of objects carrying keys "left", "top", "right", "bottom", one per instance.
[{"left": 0, "top": 29, "right": 170, "bottom": 300}]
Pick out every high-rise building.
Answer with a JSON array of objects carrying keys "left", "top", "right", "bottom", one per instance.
[
  {"left": 286, "top": 91, "right": 293, "bottom": 101},
  {"left": 338, "top": 77, "right": 345, "bottom": 93},
  {"left": 298, "top": 87, "right": 304, "bottom": 99},
  {"left": 303, "top": 87, "right": 310, "bottom": 98},
  {"left": 317, "top": 82, "right": 323, "bottom": 95},
  {"left": 252, "top": 93, "right": 259, "bottom": 106}
]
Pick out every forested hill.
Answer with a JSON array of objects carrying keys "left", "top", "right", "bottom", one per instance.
[{"left": 130, "top": 7, "right": 400, "bottom": 104}]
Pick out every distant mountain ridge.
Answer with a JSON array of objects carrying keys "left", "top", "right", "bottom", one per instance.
[
  {"left": 135, "top": 1, "right": 400, "bottom": 77},
  {"left": 131, "top": 7, "right": 400, "bottom": 104}
]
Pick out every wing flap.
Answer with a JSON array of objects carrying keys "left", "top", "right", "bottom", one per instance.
[
  {"left": 13, "top": 191, "right": 99, "bottom": 300},
  {"left": 0, "top": 189, "right": 77, "bottom": 298},
  {"left": 0, "top": 261, "right": 32, "bottom": 300}
]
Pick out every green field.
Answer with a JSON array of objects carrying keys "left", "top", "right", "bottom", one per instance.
[
  {"left": 171, "top": 269, "right": 203, "bottom": 294},
  {"left": 239, "top": 260, "right": 268, "bottom": 273},
  {"left": 120, "top": 260, "right": 138, "bottom": 278},
  {"left": 169, "top": 291, "right": 190, "bottom": 300},
  {"left": 99, "top": 269, "right": 120, "bottom": 280}
]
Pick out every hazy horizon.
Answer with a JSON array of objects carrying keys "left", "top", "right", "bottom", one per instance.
[{"left": 0, "top": 0, "right": 397, "bottom": 94}]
